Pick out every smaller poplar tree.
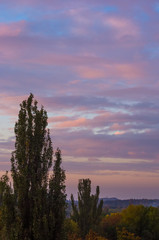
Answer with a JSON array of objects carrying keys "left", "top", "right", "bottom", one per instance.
[
  {"left": 0, "top": 173, "right": 16, "bottom": 239},
  {"left": 71, "top": 179, "right": 103, "bottom": 239},
  {"left": 48, "top": 148, "right": 66, "bottom": 240}
]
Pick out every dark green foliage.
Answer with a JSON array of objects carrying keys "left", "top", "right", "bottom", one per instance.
[
  {"left": 0, "top": 173, "right": 16, "bottom": 239},
  {"left": 48, "top": 148, "right": 67, "bottom": 239},
  {"left": 10, "top": 93, "right": 53, "bottom": 239},
  {"left": 71, "top": 179, "right": 103, "bottom": 239},
  {"left": 0, "top": 93, "right": 67, "bottom": 240},
  {"left": 147, "top": 206, "right": 159, "bottom": 240}
]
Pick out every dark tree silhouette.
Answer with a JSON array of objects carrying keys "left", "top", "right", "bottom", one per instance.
[
  {"left": 48, "top": 148, "right": 66, "bottom": 240},
  {"left": 0, "top": 93, "right": 66, "bottom": 240},
  {"left": 71, "top": 178, "right": 103, "bottom": 239}
]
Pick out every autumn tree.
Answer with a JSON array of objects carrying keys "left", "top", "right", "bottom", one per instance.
[
  {"left": 120, "top": 205, "right": 159, "bottom": 240},
  {"left": 100, "top": 212, "right": 122, "bottom": 240},
  {"left": 117, "top": 228, "right": 141, "bottom": 240},
  {"left": 71, "top": 179, "right": 103, "bottom": 239},
  {"left": 121, "top": 205, "right": 149, "bottom": 238},
  {"left": 85, "top": 229, "right": 108, "bottom": 240},
  {"left": 64, "top": 218, "right": 80, "bottom": 240}
]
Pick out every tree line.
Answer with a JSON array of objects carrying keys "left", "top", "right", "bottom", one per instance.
[{"left": 0, "top": 94, "right": 159, "bottom": 240}]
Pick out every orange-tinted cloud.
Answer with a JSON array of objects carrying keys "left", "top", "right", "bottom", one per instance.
[{"left": 55, "top": 117, "right": 87, "bottom": 128}]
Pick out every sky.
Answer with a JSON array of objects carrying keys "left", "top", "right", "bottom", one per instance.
[{"left": 0, "top": 0, "right": 159, "bottom": 199}]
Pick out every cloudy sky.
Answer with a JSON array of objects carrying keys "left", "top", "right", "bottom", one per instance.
[{"left": 0, "top": 0, "right": 159, "bottom": 199}]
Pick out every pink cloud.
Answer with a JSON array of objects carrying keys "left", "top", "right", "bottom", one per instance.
[
  {"left": 75, "top": 62, "right": 146, "bottom": 81},
  {"left": 54, "top": 117, "right": 87, "bottom": 128},
  {"left": 114, "top": 63, "right": 144, "bottom": 80},
  {"left": 99, "top": 87, "right": 159, "bottom": 100},
  {"left": 105, "top": 16, "right": 139, "bottom": 38},
  {"left": 0, "top": 26, "right": 17, "bottom": 37},
  {"left": 48, "top": 116, "right": 69, "bottom": 123},
  {"left": 0, "top": 93, "right": 28, "bottom": 116},
  {"left": 76, "top": 67, "right": 106, "bottom": 79},
  {"left": 110, "top": 123, "right": 125, "bottom": 131},
  {"left": 27, "top": 53, "right": 105, "bottom": 68},
  {"left": 0, "top": 21, "right": 26, "bottom": 37}
]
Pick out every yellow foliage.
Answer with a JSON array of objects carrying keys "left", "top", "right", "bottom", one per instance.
[
  {"left": 101, "top": 212, "right": 121, "bottom": 227},
  {"left": 64, "top": 218, "right": 79, "bottom": 234},
  {"left": 117, "top": 227, "right": 141, "bottom": 240},
  {"left": 65, "top": 219, "right": 81, "bottom": 240},
  {"left": 85, "top": 229, "right": 108, "bottom": 240}
]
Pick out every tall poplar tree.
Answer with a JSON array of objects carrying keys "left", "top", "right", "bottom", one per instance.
[
  {"left": 71, "top": 179, "right": 103, "bottom": 240},
  {"left": 11, "top": 93, "right": 53, "bottom": 239},
  {"left": 0, "top": 93, "right": 67, "bottom": 240}
]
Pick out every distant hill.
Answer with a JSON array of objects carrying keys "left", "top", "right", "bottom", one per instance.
[
  {"left": 102, "top": 198, "right": 159, "bottom": 209},
  {"left": 66, "top": 198, "right": 159, "bottom": 216}
]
